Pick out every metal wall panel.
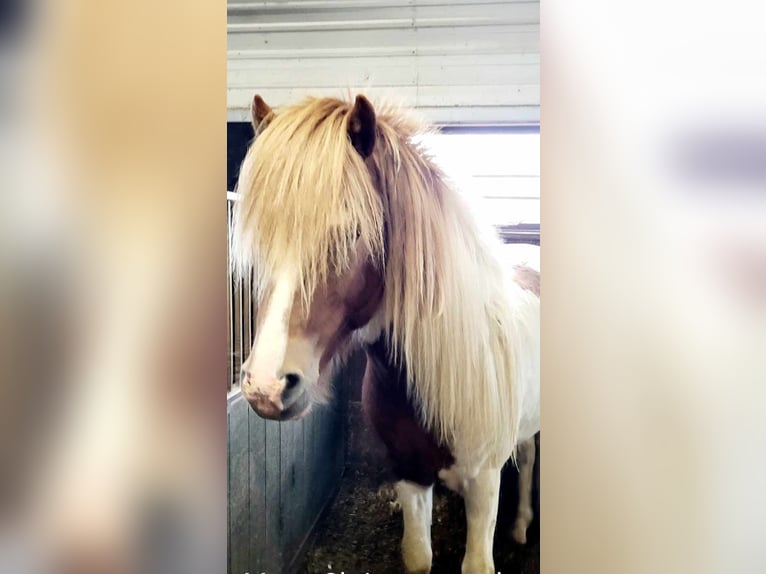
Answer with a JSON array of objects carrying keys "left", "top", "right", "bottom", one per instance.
[{"left": 227, "top": 0, "right": 540, "bottom": 125}]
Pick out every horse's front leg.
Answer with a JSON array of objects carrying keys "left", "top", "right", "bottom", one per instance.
[
  {"left": 396, "top": 480, "right": 434, "bottom": 574},
  {"left": 462, "top": 467, "right": 501, "bottom": 574}
]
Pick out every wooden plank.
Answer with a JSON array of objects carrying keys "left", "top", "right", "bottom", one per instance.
[
  {"left": 279, "top": 417, "right": 299, "bottom": 561},
  {"left": 228, "top": 396, "right": 250, "bottom": 574},
  {"left": 227, "top": 62, "right": 538, "bottom": 89},
  {"left": 228, "top": 84, "right": 539, "bottom": 117},
  {"left": 334, "top": 383, "right": 347, "bottom": 479},
  {"left": 299, "top": 416, "right": 310, "bottom": 544},
  {"left": 319, "top": 400, "right": 336, "bottom": 503},
  {"left": 228, "top": 0, "right": 535, "bottom": 13},
  {"left": 228, "top": 25, "right": 537, "bottom": 55},
  {"left": 264, "top": 419, "right": 283, "bottom": 572},
  {"left": 227, "top": 2, "right": 538, "bottom": 29},
  {"left": 307, "top": 406, "right": 321, "bottom": 523},
  {"left": 292, "top": 416, "right": 305, "bottom": 557},
  {"left": 307, "top": 405, "right": 323, "bottom": 524},
  {"left": 227, "top": 52, "right": 539, "bottom": 70},
  {"left": 228, "top": 104, "right": 540, "bottom": 126},
  {"left": 247, "top": 407, "right": 267, "bottom": 573},
  {"left": 316, "top": 405, "right": 328, "bottom": 519}
]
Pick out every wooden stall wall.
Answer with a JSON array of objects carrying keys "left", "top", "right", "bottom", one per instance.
[{"left": 227, "top": 366, "right": 351, "bottom": 574}]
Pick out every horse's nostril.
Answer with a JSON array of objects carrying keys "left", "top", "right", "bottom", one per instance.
[{"left": 284, "top": 373, "right": 302, "bottom": 390}]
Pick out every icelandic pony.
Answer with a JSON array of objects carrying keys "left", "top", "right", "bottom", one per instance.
[{"left": 232, "top": 94, "right": 540, "bottom": 574}]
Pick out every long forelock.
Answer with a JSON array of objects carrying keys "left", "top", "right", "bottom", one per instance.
[{"left": 231, "top": 97, "right": 385, "bottom": 308}]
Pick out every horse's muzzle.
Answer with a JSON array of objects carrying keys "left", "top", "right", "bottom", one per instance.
[{"left": 242, "top": 374, "right": 311, "bottom": 421}]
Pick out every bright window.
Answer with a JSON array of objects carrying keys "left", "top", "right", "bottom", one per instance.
[{"left": 418, "top": 131, "right": 540, "bottom": 226}]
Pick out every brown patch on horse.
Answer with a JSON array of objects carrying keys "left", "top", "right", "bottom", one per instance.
[
  {"left": 513, "top": 265, "right": 540, "bottom": 296},
  {"left": 303, "top": 247, "right": 385, "bottom": 374},
  {"left": 362, "top": 336, "right": 454, "bottom": 487}
]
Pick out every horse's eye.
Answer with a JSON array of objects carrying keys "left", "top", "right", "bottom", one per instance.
[{"left": 355, "top": 226, "right": 362, "bottom": 239}]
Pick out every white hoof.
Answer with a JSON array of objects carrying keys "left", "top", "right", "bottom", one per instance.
[
  {"left": 461, "top": 554, "right": 494, "bottom": 574},
  {"left": 402, "top": 538, "right": 432, "bottom": 574},
  {"left": 402, "top": 538, "right": 433, "bottom": 574}
]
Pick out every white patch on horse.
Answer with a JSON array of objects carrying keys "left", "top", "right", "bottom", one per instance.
[
  {"left": 395, "top": 481, "right": 433, "bottom": 574},
  {"left": 508, "top": 285, "right": 540, "bottom": 444},
  {"left": 354, "top": 307, "right": 386, "bottom": 345},
  {"left": 243, "top": 266, "right": 296, "bottom": 403}
]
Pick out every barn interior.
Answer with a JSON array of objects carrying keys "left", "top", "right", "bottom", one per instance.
[{"left": 227, "top": 1, "right": 540, "bottom": 572}]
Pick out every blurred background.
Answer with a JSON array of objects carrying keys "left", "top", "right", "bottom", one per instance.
[
  {"left": 543, "top": 2, "right": 766, "bottom": 573},
  {"left": 0, "top": 1, "right": 226, "bottom": 573}
]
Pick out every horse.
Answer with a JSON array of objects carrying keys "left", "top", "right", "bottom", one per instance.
[{"left": 231, "top": 93, "right": 540, "bottom": 574}]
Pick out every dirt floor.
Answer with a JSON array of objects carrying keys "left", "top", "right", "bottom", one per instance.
[{"left": 302, "top": 429, "right": 540, "bottom": 574}]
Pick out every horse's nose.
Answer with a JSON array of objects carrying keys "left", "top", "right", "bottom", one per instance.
[
  {"left": 282, "top": 372, "right": 303, "bottom": 402},
  {"left": 241, "top": 371, "right": 284, "bottom": 420},
  {"left": 249, "top": 392, "right": 285, "bottom": 420},
  {"left": 241, "top": 370, "right": 309, "bottom": 421}
]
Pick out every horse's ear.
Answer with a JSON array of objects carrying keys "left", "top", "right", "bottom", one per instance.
[
  {"left": 251, "top": 94, "right": 274, "bottom": 135},
  {"left": 347, "top": 95, "right": 376, "bottom": 159}
]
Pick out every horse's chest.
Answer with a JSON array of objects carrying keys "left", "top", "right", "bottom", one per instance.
[{"left": 362, "top": 338, "right": 454, "bottom": 487}]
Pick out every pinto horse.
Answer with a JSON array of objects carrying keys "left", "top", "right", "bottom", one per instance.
[{"left": 232, "top": 94, "right": 540, "bottom": 574}]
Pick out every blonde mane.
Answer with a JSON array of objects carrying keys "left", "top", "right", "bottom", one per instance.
[{"left": 232, "top": 96, "right": 527, "bottom": 465}]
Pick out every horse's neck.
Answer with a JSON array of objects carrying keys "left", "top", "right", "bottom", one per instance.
[{"left": 363, "top": 334, "right": 403, "bottom": 381}]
